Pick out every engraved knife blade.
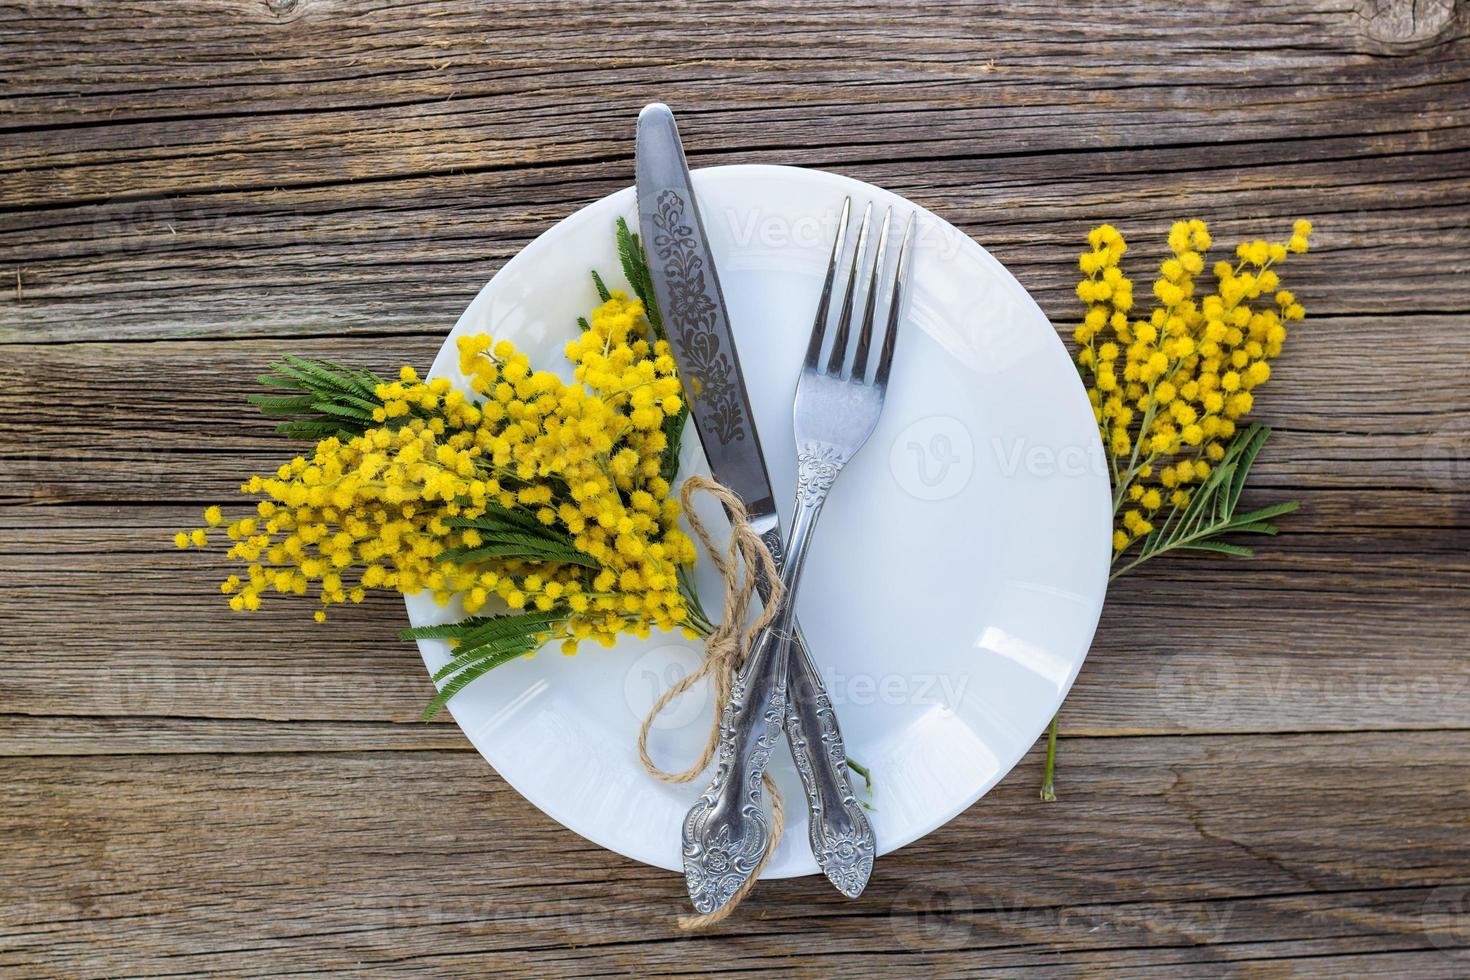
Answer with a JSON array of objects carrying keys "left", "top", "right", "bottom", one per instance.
[{"left": 635, "top": 102, "right": 875, "bottom": 905}]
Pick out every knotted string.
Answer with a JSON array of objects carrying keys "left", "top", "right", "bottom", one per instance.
[{"left": 636, "top": 474, "right": 785, "bottom": 929}]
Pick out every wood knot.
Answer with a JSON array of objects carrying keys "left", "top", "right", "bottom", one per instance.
[
  {"left": 265, "top": 0, "right": 300, "bottom": 15},
  {"left": 1357, "top": 0, "right": 1457, "bottom": 47}
]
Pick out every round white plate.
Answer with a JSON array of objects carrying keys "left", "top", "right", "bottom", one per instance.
[{"left": 408, "top": 164, "right": 1111, "bottom": 879}]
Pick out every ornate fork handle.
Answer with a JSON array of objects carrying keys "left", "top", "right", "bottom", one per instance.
[
  {"left": 782, "top": 632, "right": 875, "bottom": 897},
  {"left": 748, "top": 524, "right": 875, "bottom": 899},
  {"left": 681, "top": 441, "right": 852, "bottom": 913}
]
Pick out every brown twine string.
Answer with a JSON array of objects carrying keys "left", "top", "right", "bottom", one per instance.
[{"left": 636, "top": 474, "right": 785, "bottom": 930}]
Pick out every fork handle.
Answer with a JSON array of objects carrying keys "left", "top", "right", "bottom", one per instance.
[
  {"left": 681, "top": 441, "right": 847, "bottom": 913},
  {"left": 783, "top": 630, "right": 876, "bottom": 897},
  {"left": 750, "top": 525, "right": 875, "bottom": 900}
]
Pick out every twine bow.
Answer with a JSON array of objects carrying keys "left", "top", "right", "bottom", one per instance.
[{"left": 636, "top": 474, "right": 785, "bottom": 929}]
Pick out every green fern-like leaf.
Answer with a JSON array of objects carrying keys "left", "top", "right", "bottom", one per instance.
[
  {"left": 429, "top": 630, "right": 550, "bottom": 684},
  {"left": 591, "top": 269, "right": 612, "bottom": 303},
  {"left": 440, "top": 540, "right": 599, "bottom": 567},
  {"left": 447, "top": 505, "right": 554, "bottom": 535},
  {"left": 660, "top": 413, "right": 686, "bottom": 485},
  {"left": 1112, "top": 423, "right": 1298, "bottom": 579},
  {"left": 400, "top": 616, "right": 499, "bottom": 641},
  {"left": 283, "top": 355, "right": 381, "bottom": 399},
  {"left": 310, "top": 401, "right": 376, "bottom": 422},
  {"left": 403, "top": 609, "right": 569, "bottom": 719},
  {"left": 615, "top": 216, "right": 665, "bottom": 341},
  {"left": 439, "top": 507, "right": 597, "bottom": 567},
  {"left": 251, "top": 355, "right": 389, "bottom": 440},
  {"left": 421, "top": 641, "right": 540, "bottom": 720},
  {"left": 440, "top": 609, "right": 566, "bottom": 652},
  {"left": 401, "top": 608, "right": 565, "bottom": 645},
  {"left": 275, "top": 420, "right": 352, "bottom": 440},
  {"left": 247, "top": 394, "right": 319, "bottom": 415},
  {"left": 1175, "top": 540, "right": 1256, "bottom": 558}
]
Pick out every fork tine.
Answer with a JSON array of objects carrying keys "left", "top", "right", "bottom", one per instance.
[
  {"left": 850, "top": 207, "right": 892, "bottom": 382},
  {"left": 825, "top": 201, "right": 872, "bottom": 377},
  {"left": 874, "top": 211, "right": 915, "bottom": 389},
  {"left": 803, "top": 197, "right": 851, "bottom": 371}
]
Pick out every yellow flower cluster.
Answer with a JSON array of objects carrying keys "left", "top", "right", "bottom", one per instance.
[
  {"left": 1073, "top": 219, "right": 1312, "bottom": 554},
  {"left": 178, "top": 291, "right": 702, "bottom": 653}
]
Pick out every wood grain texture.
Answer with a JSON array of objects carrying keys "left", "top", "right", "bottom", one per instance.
[
  {"left": 5, "top": 133, "right": 1469, "bottom": 344},
  {"left": 0, "top": 501, "right": 1465, "bottom": 736},
  {"left": 1, "top": 734, "right": 1467, "bottom": 976},
  {"left": 1, "top": 0, "right": 1466, "bottom": 209},
  {"left": 1, "top": 0, "right": 1467, "bottom": 975}
]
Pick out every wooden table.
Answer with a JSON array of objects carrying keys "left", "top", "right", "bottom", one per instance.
[{"left": 3, "top": 2, "right": 1468, "bottom": 975}]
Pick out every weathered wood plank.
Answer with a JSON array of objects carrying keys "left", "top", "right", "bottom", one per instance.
[
  {"left": 0, "top": 733, "right": 1465, "bottom": 976},
  {"left": 1, "top": 0, "right": 1465, "bottom": 209},
  {"left": 3, "top": 311, "right": 1467, "bottom": 503},
  {"left": 0, "top": 714, "right": 467, "bottom": 756},
  {"left": 0, "top": 498, "right": 1464, "bottom": 736},
  {"left": 3, "top": 134, "right": 1468, "bottom": 344}
]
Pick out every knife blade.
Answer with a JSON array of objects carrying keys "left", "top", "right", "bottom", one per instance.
[{"left": 635, "top": 102, "right": 875, "bottom": 904}]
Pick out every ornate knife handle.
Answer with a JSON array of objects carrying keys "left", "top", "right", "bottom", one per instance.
[{"left": 681, "top": 443, "right": 850, "bottom": 913}]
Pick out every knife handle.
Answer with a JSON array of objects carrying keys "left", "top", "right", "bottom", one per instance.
[
  {"left": 682, "top": 470, "right": 834, "bottom": 913},
  {"left": 752, "top": 525, "right": 876, "bottom": 899},
  {"left": 679, "top": 580, "right": 790, "bottom": 915}
]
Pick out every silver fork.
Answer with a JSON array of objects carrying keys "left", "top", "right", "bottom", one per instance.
[{"left": 682, "top": 200, "right": 915, "bottom": 914}]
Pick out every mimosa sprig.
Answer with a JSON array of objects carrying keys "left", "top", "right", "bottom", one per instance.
[{"left": 1041, "top": 218, "right": 1313, "bottom": 800}]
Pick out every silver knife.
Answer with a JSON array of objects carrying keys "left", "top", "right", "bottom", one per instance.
[{"left": 635, "top": 102, "right": 875, "bottom": 911}]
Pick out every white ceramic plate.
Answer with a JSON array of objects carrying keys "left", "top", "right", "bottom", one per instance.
[{"left": 408, "top": 165, "right": 1111, "bottom": 879}]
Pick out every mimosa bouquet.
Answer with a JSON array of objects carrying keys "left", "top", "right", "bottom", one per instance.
[{"left": 176, "top": 223, "right": 717, "bottom": 719}]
